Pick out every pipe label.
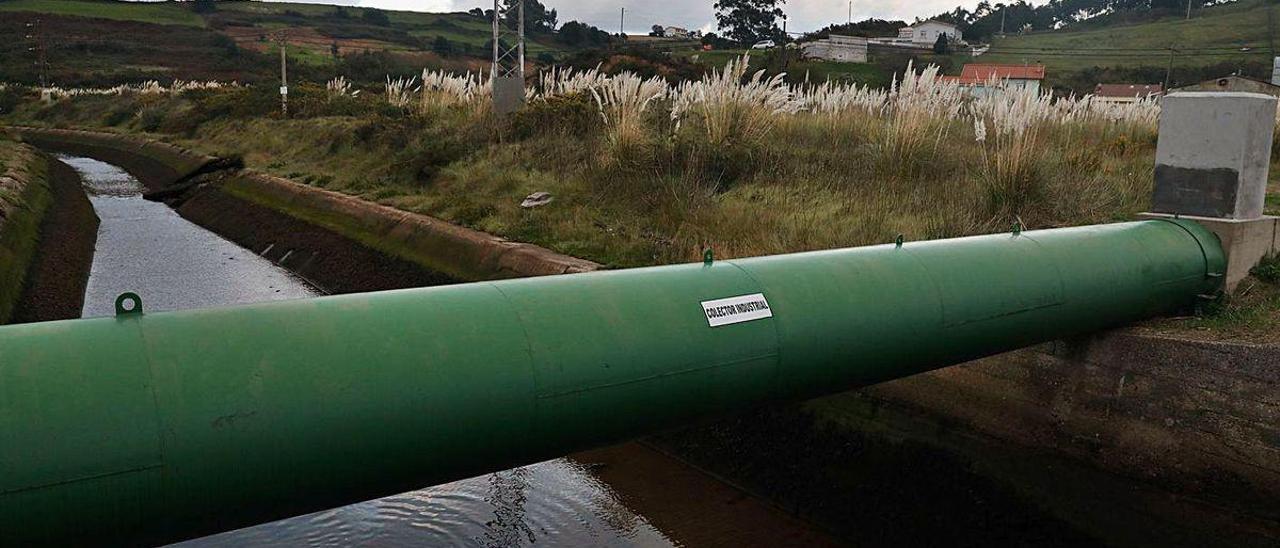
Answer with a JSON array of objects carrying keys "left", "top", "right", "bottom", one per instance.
[{"left": 702, "top": 293, "right": 773, "bottom": 327}]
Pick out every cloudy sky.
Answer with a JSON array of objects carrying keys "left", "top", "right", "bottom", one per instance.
[{"left": 269, "top": 1, "right": 1044, "bottom": 34}]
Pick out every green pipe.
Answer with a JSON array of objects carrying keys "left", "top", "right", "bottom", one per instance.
[{"left": 0, "top": 220, "right": 1223, "bottom": 546}]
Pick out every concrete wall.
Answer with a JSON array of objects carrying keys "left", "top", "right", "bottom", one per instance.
[
  {"left": 801, "top": 39, "right": 868, "bottom": 63},
  {"left": 813, "top": 331, "right": 1280, "bottom": 522}
]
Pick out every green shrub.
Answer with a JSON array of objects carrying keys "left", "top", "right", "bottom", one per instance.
[
  {"left": 1253, "top": 254, "right": 1280, "bottom": 284},
  {"left": 511, "top": 93, "right": 599, "bottom": 140}
]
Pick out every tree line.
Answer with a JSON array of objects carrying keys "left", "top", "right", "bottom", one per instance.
[{"left": 930, "top": 0, "right": 1242, "bottom": 42}]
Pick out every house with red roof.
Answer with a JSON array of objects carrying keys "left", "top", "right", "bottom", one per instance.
[{"left": 940, "top": 64, "right": 1047, "bottom": 96}]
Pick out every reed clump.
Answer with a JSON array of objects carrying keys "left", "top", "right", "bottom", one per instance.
[{"left": 2, "top": 56, "right": 1173, "bottom": 267}]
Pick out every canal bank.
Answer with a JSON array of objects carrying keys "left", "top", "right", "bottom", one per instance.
[
  {"left": 3, "top": 127, "right": 601, "bottom": 295},
  {"left": 5, "top": 127, "right": 1277, "bottom": 546},
  {"left": 0, "top": 142, "right": 97, "bottom": 325}
]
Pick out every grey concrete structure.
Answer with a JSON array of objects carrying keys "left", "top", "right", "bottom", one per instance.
[
  {"left": 492, "top": 75, "right": 526, "bottom": 116},
  {"left": 823, "top": 330, "right": 1280, "bottom": 541},
  {"left": 1152, "top": 92, "right": 1276, "bottom": 220},
  {"left": 801, "top": 35, "right": 868, "bottom": 63},
  {"left": 1144, "top": 91, "right": 1278, "bottom": 291},
  {"left": 1273, "top": 57, "right": 1279, "bottom": 86}
]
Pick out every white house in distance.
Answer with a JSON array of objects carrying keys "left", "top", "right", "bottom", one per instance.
[
  {"left": 801, "top": 35, "right": 869, "bottom": 63},
  {"left": 663, "top": 26, "right": 693, "bottom": 39},
  {"left": 897, "top": 20, "right": 961, "bottom": 46}
]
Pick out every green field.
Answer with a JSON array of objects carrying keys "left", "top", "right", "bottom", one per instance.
[
  {"left": 682, "top": 49, "right": 894, "bottom": 87},
  {"left": 981, "top": 1, "right": 1275, "bottom": 72},
  {"left": 221, "top": 1, "right": 560, "bottom": 55},
  {"left": 0, "top": 0, "right": 205, "bottom": 27}
]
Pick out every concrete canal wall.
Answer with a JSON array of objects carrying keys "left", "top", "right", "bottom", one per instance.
[
  {"left": 2, "top": 127, "right": 600, "bottom": 293},
  {"left": 815, "top": 332, "right": 1280, "bottom": 524},
  {"left": 0, "top": 142, "right": 97, "bottom": 324}
]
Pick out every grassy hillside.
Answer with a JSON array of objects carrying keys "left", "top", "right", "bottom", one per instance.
[
  {"left": 0, "top": 0, "right": 205, "bottom": 27},
  {"left": 0, "top": 0, "right": 572, "bottom": 85},
  {"left": 981, "top": 0, "right": 1275, "bottom": 89}
]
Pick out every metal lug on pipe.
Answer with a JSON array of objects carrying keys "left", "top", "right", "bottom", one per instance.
[
  {"left": 1012, "top": 219, "right": 1024, "bottom": 237},
  {"left": 703, "top": 248, "right": 714, "bottom": 266},
  {"left": 115, "top": 293, "right": 143, "bottom": 317},
  {"left": 895, "top": 234, "right": 904, "bottom": 249}
]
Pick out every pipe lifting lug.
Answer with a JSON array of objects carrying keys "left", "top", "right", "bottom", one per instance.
[{"left": 114, "top": 292, "right": 143, "bottom": 317}]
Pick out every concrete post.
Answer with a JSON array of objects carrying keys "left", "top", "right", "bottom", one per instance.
[
  {"left": 1273, "top": 57, "right": 1279, "bottom": 86},
  {"left": 1141, "top": 92, "right": 1279, "bottom": 291}
]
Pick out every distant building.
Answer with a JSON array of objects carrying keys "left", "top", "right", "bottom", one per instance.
[
  {"left": 801, "top": 35, "right": 868, "bottom": 63},
  {"left": 663, "top": 26, "right": 693, "bottom": 39},
  {"left": 897, "top": 20, "right": 961, "bottom": 46},
  {"left": 1093, "top": 83, "right": 1163, "bottom": 104},
  {"left": 1175, "top": 75, "right": 1280, "bottom": 98},
  {"left": 940, "top": 64, "right": 1046, "bottom": 95}
]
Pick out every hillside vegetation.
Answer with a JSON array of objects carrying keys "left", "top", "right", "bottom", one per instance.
[
  {"left": 0, "top": 0, "right": 580, "bottom": 86},
  {"left": 981, "top": 1, "right": 1276, "bottom": 89},
  {"left": 0, "top": 0, "right": 206, "bottom": 26}
]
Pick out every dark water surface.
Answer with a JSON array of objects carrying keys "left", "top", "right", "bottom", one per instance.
[{"left": 65, "top": 155, "right": 832, "bottom": 548}]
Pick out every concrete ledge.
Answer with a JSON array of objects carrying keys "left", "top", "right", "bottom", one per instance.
[
  {"left": 815, "top": 329, "right": 1280, "bottom": 522},
  {"left": 213, "top": 170, "right": 601, "bottom": 282},
  {"left": 1138, "top": 212, "right": 1278, "bottom": 291}
]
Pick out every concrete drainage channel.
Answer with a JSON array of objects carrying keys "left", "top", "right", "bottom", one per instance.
[{"left": 3, "top": 126, "right": 600, "bottom": 296}]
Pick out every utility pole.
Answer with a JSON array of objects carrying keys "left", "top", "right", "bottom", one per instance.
[
  {"left": 781, "top": 16, "right": 789, "bottom": 71},
  {"left": 1186, "top": 0, "right": 1193, "bottom": 21},
  {"left": 277, "top": 30, "right": 288, "bottom": 117},
  {"left": 1163, "top": 45, "right": 1176, "bottom": 92},
  {"left": 25, "top": 19, "right": 47, "bottom": 88},
  {"left": 1000, "top": 8, "right": 1006, "bottom": 37},
  {"left": 620, "top": 7, "right": 625, "bottom": 37},
  {"left": 848, "top": 1, "right": 851, "bottom": 25}
]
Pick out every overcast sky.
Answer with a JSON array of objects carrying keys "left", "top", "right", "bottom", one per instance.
[{"left": 267, "top": 1, "right": 1046, "bottom": 34}]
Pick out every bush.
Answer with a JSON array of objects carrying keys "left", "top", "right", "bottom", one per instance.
[
  {"left": 1253, "top": 254, "right": 1280, "bottom": 285},
  {"left": 0, "top": 88, "right": 22, "bottom": 117},
  {"left": 361, "top": 8, "right": 391, "bottom": 27},
  {"left": 432, "top": 36, "right": 455, "bottom": 56},
  {"left": 186, "top": 86, "right": 279, "bottom": 121},
  {"left": 512, "top": 92, "right": 599, "bottom": 140},
  {"left": 336, "top": 51, "right": 418, "bottom": 85}
]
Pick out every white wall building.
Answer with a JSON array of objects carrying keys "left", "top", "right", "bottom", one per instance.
[
  {"left": 897, "top": 20, "right": 961, "bottom": 46},
  {"left": 664, "top": 26, "right": 692, "bottom": 39},
  {"left": 801, "top": 35, "right": 868, "bottom": 63}
]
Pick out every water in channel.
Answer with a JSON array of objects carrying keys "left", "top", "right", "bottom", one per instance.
[{"left": 66, "top": 155, "right": 829, "bottom": 547}]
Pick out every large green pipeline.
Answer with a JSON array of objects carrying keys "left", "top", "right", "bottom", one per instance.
[{"left": 0, "top": 220, "right": 1222, "bottom": 545}]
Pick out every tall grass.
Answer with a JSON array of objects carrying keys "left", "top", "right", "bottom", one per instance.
[{"left": 2, "top": 56, "right": 1184, "bottom": 266}]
